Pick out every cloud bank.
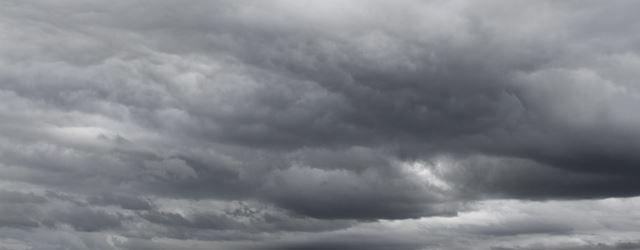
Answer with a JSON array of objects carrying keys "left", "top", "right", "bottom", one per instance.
[{"left": 1, "top": 0, "right": 640, "bottom": 249}]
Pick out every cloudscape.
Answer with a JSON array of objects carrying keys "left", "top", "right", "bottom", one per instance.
[{"left": 2, "top": 1, "right": 640, "bottom": 249}]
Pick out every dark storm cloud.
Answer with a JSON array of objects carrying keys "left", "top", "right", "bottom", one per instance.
[
  {"left": 440, "top": 155, "right": 640, "bottom": 200},
  {"left": 2, "top": 0, "right": 640, "bottom": 249},
  {"left": 260, "top": 164, "right": 458, "bottom": 219}
]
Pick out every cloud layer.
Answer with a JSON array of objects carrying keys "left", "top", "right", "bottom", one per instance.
[{"left": 1, "top": 0, "right": 640, "bottom": 249}]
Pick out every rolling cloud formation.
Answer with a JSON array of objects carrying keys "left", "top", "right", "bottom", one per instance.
[{"left": 1, "top": 1, "right": 640, "bottom": 249}]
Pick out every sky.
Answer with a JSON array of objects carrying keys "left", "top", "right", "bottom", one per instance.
[{"left": 1, "top": 0, "right": 640, "bottom": 249}]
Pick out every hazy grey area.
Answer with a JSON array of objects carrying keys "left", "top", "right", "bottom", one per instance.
[{"left": 1, "top": 1, "right": 640, "bottom": 249}]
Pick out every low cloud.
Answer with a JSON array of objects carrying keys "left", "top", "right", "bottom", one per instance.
[{"left": 1, "top": 0, "right": 640, "bottom": 249}]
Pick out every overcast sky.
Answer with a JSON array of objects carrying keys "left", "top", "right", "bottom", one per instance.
[{"left": 2, "top": 0, "right": 640, "bottom": 249}]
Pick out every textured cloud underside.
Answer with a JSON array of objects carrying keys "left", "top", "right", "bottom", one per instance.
[{"left": 1, "top": 0, "right": 640, "bottom": 249}]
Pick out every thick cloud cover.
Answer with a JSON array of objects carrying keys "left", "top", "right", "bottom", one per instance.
[{"left": 2, "top": 0, "right": 640, "bottom": 249}]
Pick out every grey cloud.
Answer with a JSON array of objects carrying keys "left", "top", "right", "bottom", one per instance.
[
  {"left": 0, "top": 205, "right": 41, "bottom": 229},
  {"left": 49, "top": 207, "right": 125, "bottom": 232},
  {"left": 0, "top": 190, "right": 47, "bottom": 204},
  {"left": 260, "top": 165, "right": 458, "bottom": 219},
  {"left": 88, "top": 194, "right": 153, "bottom": 211},
  {"left": 2, "top": 0, "right": 640, "bottom": 249},
  {"left": 492, "top": 241, "right": 640, "bottom": 250},
  {"left": 139, "top": 210, "right": 238, "bottom": 232},
  {"left": 269, "top": 237, "right": 428, "bottom": 250},
  {"left": 438, "top": 155, "right": 640, "bottom": 200},
  {"left": 0, "top": 193, "right": 126, "bottom": 232}
]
